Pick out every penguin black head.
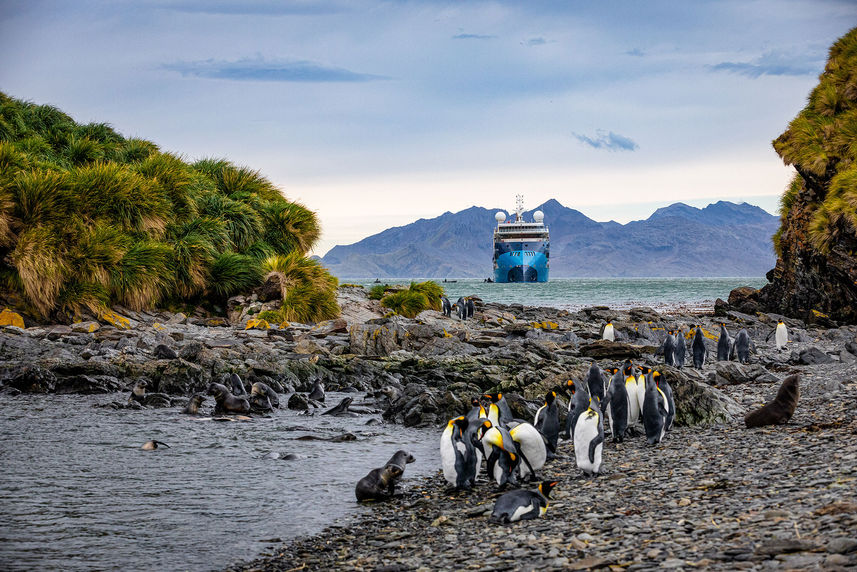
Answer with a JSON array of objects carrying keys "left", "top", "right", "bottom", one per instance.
[
  {"left": 545, "top": 391, "right": 556, "bottom": 405},
  {"left": 566, "top": 379, "right": 576, "bottom": 394},
  {"left": 653, "top": 371, "right": 661, "bottom": 385},
  {"left": 639, "top": 366, "right": 651, "bottom": 375},
  {"left": 538, "top": 481, "right": 559, "bottom": 498},
  {"left": 452, "top": 415, "right": 469, "bottom": 434},
  {"left": 471, "top": 397, "right": 480, "bottom": 407}
]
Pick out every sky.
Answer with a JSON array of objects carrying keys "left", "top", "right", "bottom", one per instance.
[{"left": 1, "top": 1, "right": 855, "bottom": 256}]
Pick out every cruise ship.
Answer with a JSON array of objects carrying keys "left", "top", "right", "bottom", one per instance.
[{"left": 492, "top": 195, "right": 550, "bottom": 283}]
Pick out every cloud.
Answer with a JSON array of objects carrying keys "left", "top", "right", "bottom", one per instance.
[
  {"left": 452, "top": 33, "right": 495, "bottom": 40},
  {"left": 709, "top": 49, "right": 823, "bottom": 78},
  {"left": 523, "top": 37, "right": 547, "bottom": 47},
  {"left": 625, "top": 48, "right": 645, "bottom": 57},
  {"left": 573, "top": 130, "right": 639, "bottom": 152},
  {"left": 162, "top": 56, "right": 388, "bottom": 82}
]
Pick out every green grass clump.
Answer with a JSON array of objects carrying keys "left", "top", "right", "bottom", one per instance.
[
  {"left": 368, "top": 284, "right": 389, "bottom": 300},
  {"left": 379, "top": 281, "right": 444, "bottom": 318},
  {"left": 0, "top": 92, "right": 339, "bottom": 321},
  {"left": 261, "top": 253, "right": 339, "bottom": 323},
  {"left": 772, "top": 27, "right": 857, "bottom": 255}
]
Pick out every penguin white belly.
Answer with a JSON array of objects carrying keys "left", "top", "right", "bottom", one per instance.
[
  {"left": 574, "top": 413, "right": 602, "bottom": 474},
  {"left": 533, "top": 404, "right": 545, "bottom": 428},
  {"left": 509, "top": 422, "right": 547, "bottom": 478},
  {"left": 625, "top": 379, "right": 639, "bottom": 425},
  {"left": 603, "top": 324, "right": 614, "bottom": 341},
  {"left": 439, "top": 427, "right": 459, "bottom": 485},
  {"left": 635, "top": 376, "right": 646, "bottom": 420},
  {"left": 776, "top": 324, "right": 787, "bottom": 350},
  {"left": 509, "top": 503, "right": 536, "bottom": 522}
]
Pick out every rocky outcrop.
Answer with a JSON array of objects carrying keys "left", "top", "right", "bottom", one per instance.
[{"left": 748, "top": 28, "right": 857, "bottom": 325}]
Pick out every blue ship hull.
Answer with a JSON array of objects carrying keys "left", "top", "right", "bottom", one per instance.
[{"left": 493, "top": 241, "right": 549, "bottom": 283}]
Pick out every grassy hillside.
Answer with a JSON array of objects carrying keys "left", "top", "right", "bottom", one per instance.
[{"left": 0, "top": 92, "right": 338, "bottom": 322}]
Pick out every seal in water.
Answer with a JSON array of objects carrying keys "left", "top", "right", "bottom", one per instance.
[
  {"left": 142, "top": 440, "right": 170, "bottom": 450},
  {"left": 355, "top": 450, "right": 415, "bottom": 501},
  {"left": 182, "top": 393, "right": 205, "bottom": 415},
  {"left": 308, "top": 380, "right": 325, "bottom": 402},
  {"left": 744, "top": 374, "right": 800, "bottom": 428},
  {"left": 251, "top": 381, "right": 279, "bottom": 408},
  {"left": 322, "top": 396, "right": 355, "bottom": 416},
  {"left": 207, "top": 382, "right": 250, "bottom": 414},
  {"left": 129, "top": 380, "right": 147, "bottom": 404}
]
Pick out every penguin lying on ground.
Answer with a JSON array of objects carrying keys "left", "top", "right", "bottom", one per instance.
[
  {"left": 490, "top": 481, "right": 558, "bottom": 523},
  {"left": 355, "top": 450, "right": 415, "bottom": 502}
]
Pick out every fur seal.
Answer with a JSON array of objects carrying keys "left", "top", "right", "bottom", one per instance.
[
  {"left": 745, "top": 375, "right": 800, "bottom": 428},
  {"left": 207, "top": 382, "right": 250, "bottom": 414},
  {"left": 182, "top": 393, "right": 205, "bottom": 415},
  {"left": 251, "top": 381, "right": 279, "bottom": 408},
  {"left": 322, "top": 396, "right": 355, "bottom": 416},
  {"left": 308, "top": 380, "right": 325, "bottom": 402},
  {"left": 142, "top": 440, "right": 170, "bottom": 450},
  {"left": 230, "top": 373, "right": 246, "bottom": 396},
  {"left": 355, "top": 450, "right": 415, "bottom": 501}
]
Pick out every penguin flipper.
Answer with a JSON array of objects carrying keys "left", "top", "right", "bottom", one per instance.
[{"left": 588, "top": 432, "right": 603, "bottom": 464}]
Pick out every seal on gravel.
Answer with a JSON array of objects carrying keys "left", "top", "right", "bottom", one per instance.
[
  {"left": 744, "top": 374, "right": 800, "bottom": 428},
  {"left": 355, "top": 450, "right": 415, "bottom": 501}
]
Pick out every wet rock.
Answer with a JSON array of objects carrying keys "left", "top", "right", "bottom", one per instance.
[
  {"left": 728, "top": 286, "right": 762, "bottom": 314},
  {"left": 713, "top": 362, "right": 774, "bottom": 385},
  {"left": 287, "top": 393, "right": 310, "bottom": 411},
  {"left": 663, "top": 368, "right": 743, "bottom": 425},
  {"left": 797, "top": 347, "right": 835, "bottom": 365},
  {"left": 7, "top": 365, "right": 56, "bottom": 393},
  {"left": 143, "top": 392, "right": 172, "bottom": 408},
  {"left": 629, "top": 307, "right": 661, "bottom": 322}
]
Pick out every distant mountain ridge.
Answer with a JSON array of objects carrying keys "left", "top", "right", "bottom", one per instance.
[{"left": 321, "top": 199, "right": 779, "bottom": 278}]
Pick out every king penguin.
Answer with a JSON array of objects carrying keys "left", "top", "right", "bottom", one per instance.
[
  {"left": 484, "top": 393, "right": 514, "bottom": 427},
  {"left": 441, "top": 296, "right": 452, "bottom": 317},
  {"left": 574, "top": 397, "right": 604, "bottom": 476},
  {"left": 603, "top": 367, "right": 630, "bottom": 442},
  {"left": 508, "top": 421, "right": 547, "bottom": 481},
  {"left": 440, "top": 416, "right": 478, "bottom": 489},
  {"left": 662, "top": 330, "right": 676, "bottom": 366},
  {"left": 624, "top": 361, "right": 642, "bottom": 428},
  {"left": 585, "top": 362, "right": 606, "bottom": 404},
  {"left": 634, "top": 365, "right": 648, "bottom": 425},
  {"left": 477, "top": 420, "right": 519, "bottom": 488},
  {"left": 601, "top": 321, "right": 615, "bottom": 342},
  {"left": 490, "top": 481, "right": 558, "bottom": 523},
  {"left": 674, "top": 327, "right": 687, "bottom": 368},
  {"left": 731, "top": 328, "right": 752, "bottom": 364},
  {"left": 654, "top": 371, "right": 675, "bottom": 432},
  {"left": 767, "top": 319, "right": 788, "bottom": 351},
  {"left": 564, "top": 379, "right": 590, "bottom": 441},
  {"left": 642, "top": 371, "right": 667, "bottom": 445},
  {"left": 717, "top": 323, "right": 732, "bottom": 361},
  {"left": 691, "top": 325, "right": 707, "bottom": 370},
  {"left": 533, "top": 391, "right": 560, "bottom": 458}
]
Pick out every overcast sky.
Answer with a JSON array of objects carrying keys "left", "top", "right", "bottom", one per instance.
[{"left": 1, "top": 1, "right": 854, "bottom": 255}]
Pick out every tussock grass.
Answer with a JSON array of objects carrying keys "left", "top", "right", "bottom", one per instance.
[
  {"left": 379, "top": 281, "right": 444, "bottom": 317},
  {"left": 0, "top": 92, "right": 337, "bottom": 320}
]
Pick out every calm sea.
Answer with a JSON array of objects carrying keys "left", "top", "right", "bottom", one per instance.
[{"left": 348, "top": 277, "right": 768, "bottom": 311}]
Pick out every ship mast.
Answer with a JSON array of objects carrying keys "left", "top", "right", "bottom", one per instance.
[{"left": 514, "top": 194, "right": 525, "bottom": 222}]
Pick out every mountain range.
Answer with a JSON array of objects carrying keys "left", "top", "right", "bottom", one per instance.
[{"left": 320, "top": 199, "right": 779, "bottom": 278}]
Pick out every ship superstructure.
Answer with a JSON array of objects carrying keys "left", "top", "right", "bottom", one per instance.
[{"left": 492, "top": 195, "right": 550, "bottom": 283}]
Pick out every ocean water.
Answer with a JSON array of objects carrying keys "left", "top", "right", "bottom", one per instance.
[{"left": 350, "top": 277, "right": 769, "bottom": 311}]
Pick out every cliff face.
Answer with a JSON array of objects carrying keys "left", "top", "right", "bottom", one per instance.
[{"left": 754, "top": 27, "right": 857, "bottom": 324}]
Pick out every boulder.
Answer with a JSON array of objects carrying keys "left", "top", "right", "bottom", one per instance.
[
  {"left": 287, "top": 392, "right": 310, "bottom": 411},
  {"left": 728, "top": 286, "right": 762, "bottom": 315},
  {"left": 178, "top": 341, "right": 205, "bottom": 362},
  {"left": 579, "top": 340, "right": 641, "bottom": 360},
  {"left": 255, "top": 274, "right": 283, "bottom": 303},
  {"left": 662, "top": 367, "right": 743, "bottom": 426},
  {"left": 6, "top": 365, "right": 57, "bottom": 393},
  {"left": 796, "top": 347, "right": 835, "bottom": 365},
  {"left": 153, "top": 344, "right": 179, "bottom": 360}
]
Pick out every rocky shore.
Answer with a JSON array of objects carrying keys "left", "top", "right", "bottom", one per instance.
[{"left": 3, "top": 285, "right": 857, "bottom": 570}]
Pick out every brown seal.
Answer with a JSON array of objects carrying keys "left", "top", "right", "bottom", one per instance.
[
  {"left": 355, "top": 450, "right": 415, "bottom": 502},
  {"left": 744, "top": 374, "right": 800, "bottom": 428},
  {"left": 207, "top": 382, "right": 250, "bottom": 414}
]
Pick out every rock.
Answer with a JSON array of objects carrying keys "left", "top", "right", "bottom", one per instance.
[
  {"left": 663, "top": 368, "right": 743, "bottom": 425},
  {"left": 178, "top": 341, "right": 204, "bottom": 362},
  {"left": 797, "top": 347, "right": 834, "bottom": 365},
  {"left": 0, "top": 308, "right": 25, "bottom": 328},
  {"left": 71, "top": 321, "right": 101, "bottom": 334},
  {"left": 288, "top": 393, "right": 310, "bottom": 411},
  {"left": 310, "top": 319, "right": 348, "bottom": 336},
  {"left": 349, "top": 320, "right": 408, "bottom": 356},
  {"left": 713, "top": 362, "right": 770, "bottom": 385},
  {"left": 166, "top": 312, "right": 187, "bottom": 325},
  {"left": 7, "top": 365, "right": 57, "bottom": 393},
  {"left": 714, "top": 298, "right": 729, "bottom": 317},
  {"left": 827, "top": 538, "right": 857, "bottom": 554},
  {"left": 629, "top": 306, "right": 661, "bottom": 322},
  {"left": 728, "top": 286, "right": 762, "bottom": 315},
  {"left": 204, "top": 317, "right": 230, "bottom": 327},
  {"left": 143, "top": 392, "right": 172, "bottom": 408},
  {"left": 254, "top": 274, "right": 283, "bottom": 303},
  {"left": 153, "top": 344, "right": 179, "bottom": 360},
  {"left": 294, "top": 338, "right": 330, "bottom": 356},
  {"left": 46, "top": 325, "right": 73, "bottom": 340},
  {"left": 579, "top": 340, "right": 641, "bottom": 359}
]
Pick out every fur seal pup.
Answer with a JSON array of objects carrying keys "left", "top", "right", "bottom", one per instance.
[
  {"left": 355, "top": 450, "right": 415, "bottom": 501},
  {"left": 251, "top": 381, "right": 279, "bottom": 408},
  {"left": 308, "top": 380, "right": 325, "bottom": 402},
  {"left": 142, "top": 440, "right": 170, "bottom": 451},
  {"left": 322, "top": 396, "right": 356, "bottom": 416},
  {"left": 490, "top": 481, "right": 558, "bottom": 523},
  {"left": 182, "top": 393, "right": 205, "bottom": 415},
  {"left": 129, "top": 380, "right": 147, "bottom": 404},
  {"left": 207, "top": 382, "right": 250, "bottom": 414},
  {"left": 745, "top": 375, "right": 800, "bottom": 428},
  {"left": 230, "top": 373, "right": 246, "bottom": 396}
]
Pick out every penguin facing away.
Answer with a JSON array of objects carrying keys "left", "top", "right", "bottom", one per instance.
[
  {"left": 654, "top": 371, "right": 676, "bottom": 432},
  {"left": 440, "top": 416, "right": 478, "bottom": 490},
  {"left": 465, "top": 298, "right": 475, "bottom": 319},
  {"left": 642, "top": 371, "right": 667, "bottom": 445},
  {"left": 533, "top": 391, "right": 560, "bottom": 458},
  {"left": 585, "top": 363, "right": 606, "bottom": 404},
  {"left": 603, "top": 367, "right": 629, "bottom": 442},
  {"left": 455, "top": 297, "right": 467, "bottom": 320},
  {"left": 574, "top": 397, "right": 604, "bottom": 476},
  {"left": 691, "top": 325, "right": 707, "bottom": 370},
  {"left": 674, "top": 327, "right": 687, "bottom": 368},
  {"left": 564, "top": 379, "right": 590, "bottom": 441},
  {"left": 717, "top": 323, "right": 732, "bottom": 361},
  {"left": 731, "top": 328, "right": 752, "bottom": 364},
  {"left": 441, "top": 296, "right": 452, "bottom": 317},
  {"left": 490, "top": 480, "right": 559, "bottom": 524},
  {"left": 624, "top": 361, "right": 641, "bottom": 427},
  {"left": 662, "top": 330, "right": 676, "bottom": 366}
]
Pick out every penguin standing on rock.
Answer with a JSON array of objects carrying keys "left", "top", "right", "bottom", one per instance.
[
  {"left": 601, "top": 321, "right": 615, "bottom": 342},
  {"left": 441, "top": 296, "right": 452, "bottom": 317},
  {"left": 731, "top": 329, "right": 752, "bottom": 364},
  {"left": 661, "top": 330, "right": 676, "bottom": 366},
  {"left": 717, "top": 323, "right": 732, "bottom": 361},
  {"left": 574, "top": 397, "right": 604, "bottom": 476},
  {"left": 691, "top": 326, "right": 707, "bottom": 370},
  {"left": 490, "top": 481, "right": 558, "bottom": 523},
  {"left": 454, "top": 297, "right": 467, "bottom": 320},
  {"left": 642, "top": 371, "right": 667, "bottom": 445},
  {"left": 674, "top": 327, "right": 687, "bottom": 368},
  {"left": 766, "top": 319, "right": 789, "bottom": 351}
]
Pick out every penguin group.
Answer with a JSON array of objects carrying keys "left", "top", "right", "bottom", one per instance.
[
  {"left": 439, "top": 361, "right": 677, "bottom": 523},
  {"left": 448, "top": 296, "right": 475, "bottom": 320},
  {"left": 657, "top": 321, "right": 771, "bottom": 368}
]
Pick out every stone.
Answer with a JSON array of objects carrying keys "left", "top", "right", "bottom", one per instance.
[
  {"left": 254, "top": 273, "right": 283, "bottom": 302},
  {"left": 827, "top": 538, "right": 857, "bottom": 554},
  {"left": 178, "top": 341, "right": 204, "bottom": 362},
  {"left": 728, "top": 286, "right": 762, "bottom": 314},
  {"left": 0, "top": 308, "right": 25, "bottom": 328},
  {"left": 714, "top": 298, "right": 729, "bottom": 317},
  {"left": 288, "top": 393, "right": 310, "bottom": 411},
  {"left": 579, "top": 340, "right": 641, "bottom": 359},
  {"left": 7, "top": 365, "right": 57, "bottom": 393},
  {"left": 71, "top": 321, "right": 100, "bottom": 333},
  {"left": 166, "top": 312, "right": 187, "bottom": 325},
  {"left": 153, "top": 344, "right": 179, "bottom": 360},
  {"left": 797, "top": 347, "right": 835, "bottom": 365}
]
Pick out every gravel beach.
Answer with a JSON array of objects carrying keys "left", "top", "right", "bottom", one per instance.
[{"left": 232, "top": 373, "right": 857, "bottom": 572}]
